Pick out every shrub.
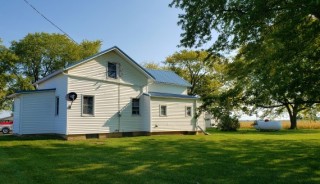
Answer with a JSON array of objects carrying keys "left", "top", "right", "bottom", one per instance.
[{"left": 217, "top": 115, "right": 240, "bottom": 131}]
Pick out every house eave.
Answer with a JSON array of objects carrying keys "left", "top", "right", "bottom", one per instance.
[
  {"left": 8, "top": 88, "right": 56, "bottom": 98},
  {"left": 34, "top": 46, "right": 156, "bottom": 85},
  {"left": 65, "top": 46, "right": 155, "bottom": 80},
  {"left": 147, "top": 92, "right": 199, "bottom": 100},
  {"left": 153, "top": 81, "right": 192, "bottom": 88},
  {"left": 33, "top": 69, "right": 64, "bottom": 85}
]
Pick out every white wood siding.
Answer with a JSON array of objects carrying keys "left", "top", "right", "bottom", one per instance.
[
  {"left": 68, "top": 51, "right": 148, "bottom": 86},
  {"left": 38, "top": 74, "right": 68, "bottom": 134},
  {"left": 13, "top": 98, "right": 20, "bottom": 134},
  {"left": 140, "top": 94, "right": 151, "bottom": 132},
  {"left": 118, "top": 85, "right": 146, "bottom": 132},
  {"left": 19, "top": 91, "right": 55, "bottom": 134},
  {"left": 148, "top": 83, "right": 188, "bottom": 94},
  {"left": 151, "top": 97, "right": 197, "bottom": 132},
  {"left": 67, "top": 76, "right": 146, "bottom": 134},
  {"left": 196, "top": 101, "right": 206, "bottom": 130}
]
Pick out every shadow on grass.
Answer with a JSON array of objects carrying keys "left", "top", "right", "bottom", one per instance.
[
  {"left": 0, "top": 134, "right": 64, "bottom": 141},
  {"left": 0, "top": 132, "right": 319, "bottom": 184}
]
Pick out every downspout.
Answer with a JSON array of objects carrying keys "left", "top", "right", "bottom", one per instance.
[
  {"left": 63, "top": 72, "right": 69, "bottom": 135},
  {"left": 19, "top": 97, "right": 22, "bottom": 135},
  {"left": 149, "top": 95, "right": 152, "bottom": 133},
  {"left": 118, "top": 83, "right": 121, "bottom": 132},
  {"left": 146, "top": 80, "right": 152, "bottom": 134},
  {"left": 194, "top": 99, "right": 198, "bottom": 132}
]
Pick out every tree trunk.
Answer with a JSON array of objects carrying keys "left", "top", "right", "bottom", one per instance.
[
  {"left": 285, "top": 104, "right": 298, "bottom": 129},
  {"left": 289, "top": 113, "right": 297, "bottom": 129}
]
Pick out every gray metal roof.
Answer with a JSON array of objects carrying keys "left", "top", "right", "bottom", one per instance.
[
  {"left": 34, "top": 46, "right": 191, "bottom": 88},
  {"left": 15, "top": 88, "right": 56, "bottom": 94},
  {"left": 147, "top": 92, "right": 199, "bottom": 99},
  {"left": 8, "top": 88, "right": 56, "bottom": 98},
  {"left": 145, "top": 69, "right": 192, "bottom": 87}
]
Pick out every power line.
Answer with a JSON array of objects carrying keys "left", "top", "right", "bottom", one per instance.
[{"left": 23, "top": 0, "right": 77, "bottom": 44}]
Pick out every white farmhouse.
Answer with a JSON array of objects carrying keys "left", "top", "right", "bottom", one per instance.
[{"left": 9, "top": 47, "right": 205, "bottom": 139}]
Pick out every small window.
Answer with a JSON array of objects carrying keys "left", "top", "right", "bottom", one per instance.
[
  {"left": 55, "top": 96, "right": 59, "bottom": 116},
  {"left": 82, "top": 95, "right": 94, "bottom": 115},
  {"left": 160, "top": 105, "right": 167, "bottom": 116},
  {"left": 186, "top": 106, "right": 192, "bottom": 117},
  {"left": 107, "top": 62, "right": 117, "bottom": 79},
  {"left": 132, "top": 98, "right": 140, "bottom": 115}
]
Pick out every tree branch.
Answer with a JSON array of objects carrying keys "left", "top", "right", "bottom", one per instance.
[{"left": 256, "top": 104, "right": 284, "bottom": 108}]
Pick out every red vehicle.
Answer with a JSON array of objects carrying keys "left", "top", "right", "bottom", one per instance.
[{"left": 0, "top": 120, "right": 13, "bottom": 134}]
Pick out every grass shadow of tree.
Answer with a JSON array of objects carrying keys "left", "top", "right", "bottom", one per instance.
[{"left": 0, "top": 133, "right": 319, "bottom": 183}]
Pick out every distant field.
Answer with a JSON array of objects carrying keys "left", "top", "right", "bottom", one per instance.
[{"left": 240, "top": 120, "right": 320, "bottom": 129}]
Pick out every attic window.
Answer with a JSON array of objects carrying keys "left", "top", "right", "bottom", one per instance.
[{"left": 108, "top": 62, "right": 117, "bottom": 79}]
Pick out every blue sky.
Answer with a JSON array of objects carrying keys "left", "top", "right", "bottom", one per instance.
[{"left": 0, "top": 0, "right": 192, "bottom": 64}]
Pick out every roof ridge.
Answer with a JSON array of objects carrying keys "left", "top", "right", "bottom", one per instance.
[
  {"left": 65, "top": 46, "right": 118, "bottom": 69},
  {"left": 34, "top": 46, "right": 155, "bottom": 84},
  {"left": 145, "top": 68, "right": 180, "bottom": 74}
]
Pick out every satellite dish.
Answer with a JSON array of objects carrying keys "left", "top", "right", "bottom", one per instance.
[{"left": 66, "top": 92, "right": 77, "bottom": 101}]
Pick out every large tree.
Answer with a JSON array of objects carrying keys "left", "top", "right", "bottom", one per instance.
[
  {"left": 227, "top": 17, "right": 320, "bottom": 129},
  {"left": 0, "top": 39, "right": 33, "bottom": 109},
  {"left": 170, "top": 0, "right": 320, "bottom": 53},
  {"left": 11, "top": 32, "right": 101, "bottom": 82},
  {"left": 170, "top": 0, "right": 320, "bottom": 129},
  {"left": 165, "top": 50, "right": 224, "bottom": 97},
  {"left": 0, "top": 33, "right": 102, "bottom": 111},
  {"left": 0, "top": 39, "right": 16, "bottom": 109}
]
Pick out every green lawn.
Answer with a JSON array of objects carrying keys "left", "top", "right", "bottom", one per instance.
[{"left": 0, "top": 129, "right": 319, "bottom": 184}]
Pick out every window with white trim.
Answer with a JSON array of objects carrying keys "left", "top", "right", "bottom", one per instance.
[
  {"left": 107, "top": 62, "right": 118, "bottom": 79},
  {"left": 82, "top": 95, "right": 94, "bottom": 116},
  {"left": 132, "top": 98, "right": 140, "bottom": 115},
  {"left": 160, "top": 105, "right": 167, "bottom": 116},
  {"left": 186, "top": 106, "right": 192, "bottom": 117}
]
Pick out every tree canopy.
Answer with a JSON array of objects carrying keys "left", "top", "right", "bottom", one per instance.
[
  {"left": 170, "top": 0, "right": 320, "bottom": 54},
  {"left": 0, "top": 32, "right": 102, "bottom": 110},
  {"left": 0, "top": 39, "right": 16, "bottom": 109},
  {"left": 165, "top": 50, "right": 224, "bottom": 97},
  {"left": 11, "top": 32, "right": 101, "bottom": 82},
  {"left": 227, "top": 16, "right": 320, "bottom": 129},
  {"left": 171, "top": 0, "right": 320, "bottom": 129},
  {"left": 142, "top": 62, "right": 164, "bottom": 70}
]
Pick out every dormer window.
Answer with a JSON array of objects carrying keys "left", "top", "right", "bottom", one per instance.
[{"left": 107, "top": 62, "right": 118, "bottom": 79}]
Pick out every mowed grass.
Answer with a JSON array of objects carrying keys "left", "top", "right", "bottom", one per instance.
[{"left": 1, "top": 130, "right": 320, "bottom": 184}]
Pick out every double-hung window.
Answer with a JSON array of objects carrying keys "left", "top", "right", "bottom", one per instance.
[
  {"left": 186, "top": 106, "right": 192, "bottom": 117},
  {"left": 160, "top": 105, "right": 167, "bottom": 116},
  {"left": 132, "top": 98, "right": 140, "bottom": 115},
  {"left": 82, "top": 95, "right": 94, "bottom": 116},
  {"left": 107, "top": 62, "right": 117, "bottom": 79}
]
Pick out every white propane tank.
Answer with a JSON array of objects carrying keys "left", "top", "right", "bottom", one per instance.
[{"left": 253, "top": 119, "right": 282, "bottom": 131}]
